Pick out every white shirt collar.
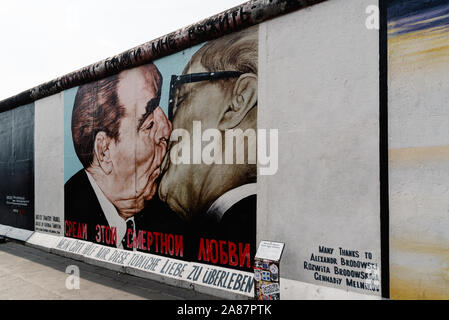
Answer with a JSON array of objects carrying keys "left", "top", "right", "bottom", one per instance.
[
  {"left": 85, "top": 170, "right": 134, "bottom": 249},
  {"left": 206, "top": 183, "right": 257, "bottom": 222}
]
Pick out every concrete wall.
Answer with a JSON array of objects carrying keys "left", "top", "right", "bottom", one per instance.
[
  {"left": 35, "top": 93, "right": 64, "bottom": 235},
  {"left": 1, "top": 0, "right": 448, "bottom": 300},
  {"left": 258, "top": 0, "right": 381, "bottom": 298}
]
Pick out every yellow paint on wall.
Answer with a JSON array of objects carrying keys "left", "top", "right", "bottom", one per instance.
[
  {"left": 391, "top": 276, "right": 449, "bottom": 300},
  {"left": 389, "top": 145, "right": 449, "bottom": 167},
  {"left": 388, "top": 26, "right": 449, "bottom": 74},
  {"left": 388, "top": 4, "right": 449, "bottom": 301},
  {"left": 390, "top": 239, "right": 449, "bottom": 300}
]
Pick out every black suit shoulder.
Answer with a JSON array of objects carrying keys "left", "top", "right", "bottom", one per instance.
[
  {"left": 64, "top": 169, "right": 109, "bottom": 242},
  {"left": 135, "top": 196, "right": 189, "bottom": 241},
  {"left": 189, "top": 194, "right": 256, "bottom": 272},
  {"left": 219, "top": 194, "right": 256, "bottom": 245}
]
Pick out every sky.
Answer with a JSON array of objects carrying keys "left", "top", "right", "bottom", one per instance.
[{"left": 0, "top": 0, "right": 246, "bottom": 101}]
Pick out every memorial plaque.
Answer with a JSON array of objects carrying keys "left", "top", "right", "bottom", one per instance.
[{"left": 254, "top": 241, "right": 284, "bottom": 300}]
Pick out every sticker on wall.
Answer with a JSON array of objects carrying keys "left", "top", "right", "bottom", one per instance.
[{"left": 254, "top": 241, "right": 284, "bottom": 300}]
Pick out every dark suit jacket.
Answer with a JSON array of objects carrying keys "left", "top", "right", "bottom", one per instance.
[
  {"left": 190, "top": 193, "right": 257, "bottom": 272},
  {"left": 218, "top": 194, "right": 256, "bottom": 251},
  {"left": 135, "top": 196, "right": 190, "bottom": 260},
  {"left": 65, "top": 169, "right": 188, "bottom": 252},
  {"left": 65, "top": 169, "right": 255, "bottom": 271},
  {"left": 136, "top": 193, "right": 256, "bottom": 271},
  {"left": 64, "top": 169, "right": 111, "bottom": 245}
]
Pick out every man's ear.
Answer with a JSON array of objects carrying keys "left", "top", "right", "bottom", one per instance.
[
  {"left": 218, "top": 73, "right": 257, "bottom": 130},
  {"left": 93, "top": 131, "right": 113, "bottom": 175}
]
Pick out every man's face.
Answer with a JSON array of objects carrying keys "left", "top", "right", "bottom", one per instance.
[
  {"left": 158, "top": 60, "right": 231, "bottom": 219},
  {"left": 108, "top": 65, "right": 172, "bottom": 216}
]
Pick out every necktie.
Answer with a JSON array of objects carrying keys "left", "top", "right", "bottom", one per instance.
[{"left": 121, "top": 219, "right": 134, "bottom": 251}]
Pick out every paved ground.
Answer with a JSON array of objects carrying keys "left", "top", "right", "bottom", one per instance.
[{"left": 0, "top": 239, "right": 218, "bottom": 300}]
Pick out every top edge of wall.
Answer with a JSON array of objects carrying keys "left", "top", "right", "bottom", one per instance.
[{"left": 0, "top": 0, "right": 328, "bottom": 113}]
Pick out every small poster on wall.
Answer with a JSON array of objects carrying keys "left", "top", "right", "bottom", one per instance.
[{"left": 254, "top": 241, "right": 285, "bottom": 300}]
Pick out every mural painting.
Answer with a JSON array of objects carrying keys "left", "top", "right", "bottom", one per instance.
[
  {"left": 388, "top": 0, "right": 449, "bottom": 299},
  {"left": 64, "top": 27, "right": 258, "bottom": 272}
]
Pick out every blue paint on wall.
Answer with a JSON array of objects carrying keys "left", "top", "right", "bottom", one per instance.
[{"left": 64, "top": 86, "right": 82, "bottom": 184}]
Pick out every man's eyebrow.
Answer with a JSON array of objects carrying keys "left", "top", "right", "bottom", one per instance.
[{"left": 137, "top": 97, "right": 160, "bottom": 131}]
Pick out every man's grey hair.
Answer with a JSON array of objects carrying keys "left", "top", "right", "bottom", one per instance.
[{"left": 185, "top": 27, "right": 258, "bottom": 75}]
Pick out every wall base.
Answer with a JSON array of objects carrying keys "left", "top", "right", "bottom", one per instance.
[{"left": 1, "top": 226, "right": 383, "bottom": 300}]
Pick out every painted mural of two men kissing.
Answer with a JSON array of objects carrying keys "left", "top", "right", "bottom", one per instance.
[{"left": 65, "top": 26, "right": 276, "bottom": 271}]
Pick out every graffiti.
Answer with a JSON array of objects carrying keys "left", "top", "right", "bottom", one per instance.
[
  {"left": 152, "top": 34, "right": 178, "bottom": 55},
  {"left": 188, "top": 7, "right": 251, "bottom": 42}
]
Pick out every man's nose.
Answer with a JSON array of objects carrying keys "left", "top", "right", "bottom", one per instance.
[{"left": 154, "top": 106, "right": 172, "bottom": 144}]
